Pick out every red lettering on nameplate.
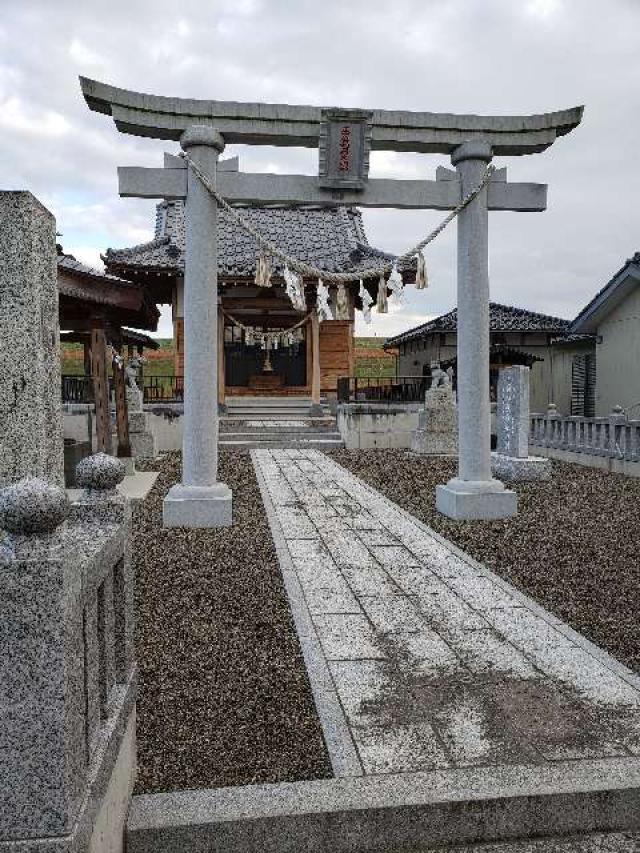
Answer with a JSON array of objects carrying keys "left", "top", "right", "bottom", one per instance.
[{"left": 339, "top": 125, "right": 351, "bottom": 171}]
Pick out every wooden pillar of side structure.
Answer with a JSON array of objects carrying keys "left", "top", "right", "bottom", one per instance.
[
  {"left": 136, "top": 344, "right": 144, "bottom": 382},
  {"left": 90, "top": 326, "right": 112, "bottom": 454},
  {"left": 83, "top": 340, "right": 92, "bottom": 379},
  {"left": 112, "top": 358, "right": 131, "bottom": 458},
  {"left": 217, "top": 304, "right": 226, "bottom": 411},
  {"left": 309, "top": 308, "right": 322, "bottom": 417}
]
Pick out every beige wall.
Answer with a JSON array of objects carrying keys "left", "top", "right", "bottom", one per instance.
[
  {"left": 396, "top": 331, "right": 575, "bottom": 414},
  {"left": 595, "top": 286, "right": 640, "bottom": 416}
]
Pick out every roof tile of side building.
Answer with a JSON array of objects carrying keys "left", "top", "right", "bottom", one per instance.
[
  {"left": 103, "top": 201, "right": 413, "bottom": 280},
  {"left": 57, "top": 250, "right": 160, "bottom": 330},
  {"left": 57, "top": 252, "right": 147, "bottom": 307},
  {"left": 386, "top": 302, "right": 571, "bottom": 346}
]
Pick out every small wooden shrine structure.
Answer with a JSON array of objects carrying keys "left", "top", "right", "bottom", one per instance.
[
  {"left": 104, "top": 197, "right": 410, "bottom": 406},
  {"left": 57, "top": 248, "right": 159, "bottom": 455}
]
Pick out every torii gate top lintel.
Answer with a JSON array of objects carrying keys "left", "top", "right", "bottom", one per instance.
[{"left": 80, "top": 77, "right": 583, "bottom": 156}]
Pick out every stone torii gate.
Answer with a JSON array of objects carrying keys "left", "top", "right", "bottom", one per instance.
[{"left": 80, "top": 77, "right": 582, "bottom": 527}]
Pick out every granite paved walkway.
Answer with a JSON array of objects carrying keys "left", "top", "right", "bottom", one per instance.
[{"left": 252, "top": 449, "right": 640, "bottom": 779}]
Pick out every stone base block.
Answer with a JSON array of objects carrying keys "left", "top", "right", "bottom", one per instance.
[
  {"left": 129, "top": 432, "right": 155, "bottom": 459},
  {"left": 308, "top": 403, "right": 324, "bottom": 417},
  {"left": 163, "top": 482, "right": 233, "bottom": 528},
  {"left": 127, "top": 411, "right": 148, "bottom": 433},
  {"left": 410, "top": 428, "right": 457, "bottom": 456},
  {"left": 491, "top": 452, "right": 552, "bottom": 482},
  {"left": 126, "top": 387, "right": 143, "bottom": 413},
  {"left": 116, "top": 455, "right": 135, "bottom": 475},
  {"left": 436, "top": 478, "right": 517, "bottom": 520}
]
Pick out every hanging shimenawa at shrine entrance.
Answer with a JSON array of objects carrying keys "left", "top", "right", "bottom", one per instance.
[{"left": 80, "top": 77, "right": 582, "bottom": 527}]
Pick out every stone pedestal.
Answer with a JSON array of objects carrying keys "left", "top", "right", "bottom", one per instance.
[
  {"left": 112, "top": 392, "right": 156, "bottom": 460},
  {"left": 163, "top": 125, "right": 232, "bottom": 528},
  {"left": 0, "top": 192, "right": 63, "bottom": 487},
  {"left": 126, "top": 386, "right": 143, "bottom": 413},
  {"left": 435, "top": 142, "right": 516, "bottom": 520},
  {"left": 411, "top": 386, "right": 458, "bottom": 455},
  {"left": 491, "top": 365, "right": 550, "bottom": 482},
  {"left": 436, "top": 477, "right": 518, "bottom": 520},
  {"left": 491, "top": 452, "right": 551, "bottom": 482},
  {"left": 163, "top": 482, "right": 233, "bottom": 527},
  {"left": 126, "top": 407, "right": 156, "bottom": 459}
]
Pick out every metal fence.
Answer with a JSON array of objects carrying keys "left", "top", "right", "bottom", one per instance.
[
  {"left": 61, "top": 374, "right": 94, "bottom": 403},
  {"left": 143, "top": 374, "right": 184, "bottom": 403},
  {"left": 337, "top": 375, "right": 429, "bottom": 404}
]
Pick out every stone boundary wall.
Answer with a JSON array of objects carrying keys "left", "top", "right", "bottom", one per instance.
[
  {"left": 62, "top": 403, "right": 159, "bottom": 459},
  {"left": 530, "top": 409, "right": 640, "bottom": 478},
  {"left": 336, "top": 403, "right": 421, "bottom": 450}
]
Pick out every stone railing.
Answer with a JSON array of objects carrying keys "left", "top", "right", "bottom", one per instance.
[
  {"left": 530, "top": 404, "right": 640, "bottom": 472},
  {"left": 0, "top": 454, "right": 136, "bottom": 853}
]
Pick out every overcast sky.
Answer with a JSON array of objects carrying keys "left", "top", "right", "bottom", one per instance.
[{"left": 2, "top": 0, "right": 639, "bottom": 337}]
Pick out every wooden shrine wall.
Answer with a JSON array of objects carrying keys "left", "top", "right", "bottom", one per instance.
[
  {"left": 173, "top": 316, "right": 353, "bottom": 394},
  {"left": 320, "top": 320, "right": 353, "bottom": 392}
]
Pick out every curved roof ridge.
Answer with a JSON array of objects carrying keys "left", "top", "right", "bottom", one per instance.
[{"left": 104, "top": 203, "right": 414, "bottom": 281}]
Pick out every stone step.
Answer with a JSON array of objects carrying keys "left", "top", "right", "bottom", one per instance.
[
  {"left": 418, "top": 831, "right": 640, "bottom": 851},
  {"left": 225, "top": 397, "right": 331, "bottom": 417},
  {"left": 225, "top": 411, "right": 317, "bottom": 417},
  {"left": 126, "top": 768, "right": 640, "bottom": 853},
  {"left": 220, "top": 437, "right": 343, "bottom": 448},
  {"left": 221, "top": 428, "right": 341, "bottom": 436}
]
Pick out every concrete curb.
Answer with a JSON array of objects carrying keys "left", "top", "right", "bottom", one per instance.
[
  {"left": 127, "top": 757, "right": 640, "bottom": 853},
  {"left": 251, "top": 450, "right": 362, "bottom": 778}
]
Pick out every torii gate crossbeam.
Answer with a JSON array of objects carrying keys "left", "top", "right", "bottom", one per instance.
[{"left": 80, "top": 77, "right": 582, "bottom": 526}]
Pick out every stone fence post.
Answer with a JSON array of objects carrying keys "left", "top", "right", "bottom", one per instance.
[{"left": 0, "top": 455, "right": 136, "bottom": 853}]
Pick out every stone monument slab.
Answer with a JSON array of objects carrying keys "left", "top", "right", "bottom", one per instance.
[
  {"left": 492, "top": 365, "right": 550, "bottom": 482},
  {"left": 0, "top": 191, "right": 63, "bottom": 487},
  {"left": 411, "top": 385, "right": 458, "bottom": 456}
]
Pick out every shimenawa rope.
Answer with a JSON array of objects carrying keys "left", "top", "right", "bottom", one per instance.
[{"left": 180, "top": 151, "right": 494, "bottom": 283}]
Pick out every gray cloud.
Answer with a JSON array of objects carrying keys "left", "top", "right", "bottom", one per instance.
[{"left": 1, "top": 0, "right": 638, "bottom": 337}]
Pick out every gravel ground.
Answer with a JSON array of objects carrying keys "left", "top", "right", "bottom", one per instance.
[
  {"left": 329, "top": 451, "right": 640, "bottom": 673},
  {"left": 131, "top": 451, "right": 332, "bottom": 794}
]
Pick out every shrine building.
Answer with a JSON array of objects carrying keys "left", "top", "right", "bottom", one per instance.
[{"left": 103, "top": 200, "right": 412, "bottom": 407}]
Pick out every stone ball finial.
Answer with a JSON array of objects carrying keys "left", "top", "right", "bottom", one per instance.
[
  {"left": 547, "top": 402, "right": 557, "bottom": 414},
  {"left": 0, "top": 477, "right": 70, "bottom": 535},
  {"left": 76, "top": 453, "right": 126, "bottom": 491},
  {"left": 612, "top": 405, "right": 624, "bottom": 415}
]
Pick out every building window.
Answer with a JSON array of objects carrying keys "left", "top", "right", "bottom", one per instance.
[{"left": 571, "top": 353, "right": 596, "bottom": 417}]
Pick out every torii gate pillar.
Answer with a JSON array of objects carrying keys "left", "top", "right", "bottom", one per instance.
[
  {"left": 163, "top": 126, "right": 233, "bottom": 528},
  {"left": 436, "top": 140, "right": 517, "bottom": 520}
]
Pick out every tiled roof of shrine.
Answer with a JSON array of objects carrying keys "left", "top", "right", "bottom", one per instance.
[
  {"left": 103, "top": 201, "right": 414, "bottom": 281},
  {"left": 386, "top": 303, "right": 571, "bottom": 346}
]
